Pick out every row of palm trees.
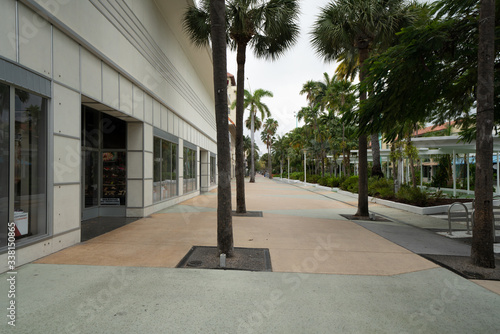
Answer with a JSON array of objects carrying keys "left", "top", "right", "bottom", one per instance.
[
  {"left": 269, "top": 73, "right": 358, "bottom": 179},
  {"left": 184, "top": 0, "right": 495, "bottom": 267}
]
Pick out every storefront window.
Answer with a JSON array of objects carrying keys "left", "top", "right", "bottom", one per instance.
[
  {"left": 153, "top": 137, "right": 178, "bottom": 202},
  {"left": 183, "top": 147, "right": 196, "bottom": 193},
  {"left": 153, "top": 137, "right": 162, "bottom": 202},
  {"left": 14, "top": 88, "right": 47, "bottom": 239},
  {"left": 81, "top": 108, "right": 127, "bottom": 210},
  {"left": 0, "top": 83, "right": 9, "bottom": 246}
]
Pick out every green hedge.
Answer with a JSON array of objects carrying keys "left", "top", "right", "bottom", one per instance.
[{"left": 340, "top": 176, "right": 359, "bottom": 193}]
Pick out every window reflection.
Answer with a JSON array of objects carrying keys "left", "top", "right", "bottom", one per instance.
[
  {"left": 183, "top": 147, "right": 196, "bottom": 193},
  {"left": 153, "top": 137, "right": 178, "bottom": 202},
  {"left": 0, "top": 83, "right": 9, "bottom": 246},
  {"left": 14, "top": 88, "right": 47, "bottom": 238}
]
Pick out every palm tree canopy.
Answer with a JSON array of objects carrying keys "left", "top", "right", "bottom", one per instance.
[
  {"left": 246, "top": 114, "right": 262, "bottom": 130},
  {"left": 183, "top": 0, "right": 300, "bottom": 60},
  {"left": 243, "top": 88, "right": 273, "bottom": 123},
  {"left": 261, "top": 117, "right": 279, "bottom": 145},
  {"left": 311, "top": 0, "right": 416, "bottom": 62}
]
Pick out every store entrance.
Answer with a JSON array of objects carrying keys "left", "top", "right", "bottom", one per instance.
[{"left": 81, "top": 106, "right": 127, "bottom": 220}]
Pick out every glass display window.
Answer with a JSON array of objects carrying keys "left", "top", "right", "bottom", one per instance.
[
  {"left": 153, "top": 136, "right": 178, "bottom": 203},
  {"left": 0, "top": 83, "right": 9, "bottom": 246},
  {"left": 81, "top": 107, "right": 128, "bottom": 212},
  {"left": 0, "top": 84, "right": 48, "bottom": 246},
  {"left": 102, "top": 152, "right": 126, "bottom": 206},
  {"left": 183, "top": 146, "right": 197, "bottom": 193}
]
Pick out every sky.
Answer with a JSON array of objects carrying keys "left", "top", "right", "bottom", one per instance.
[{"left": 226, "top": 0, "right": 335, "bottom": 153}]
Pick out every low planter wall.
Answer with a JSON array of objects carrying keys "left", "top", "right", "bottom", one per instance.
[{"left": 336, "top": 189, "right": 479, "bottom": 215}]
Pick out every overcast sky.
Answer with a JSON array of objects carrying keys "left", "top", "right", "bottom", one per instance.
[
  {"left": 225, "top": 0, "right": 434, "bottom": 154},
  {"left": 227, "top": 0, "right": 334, "bottom": 153}
]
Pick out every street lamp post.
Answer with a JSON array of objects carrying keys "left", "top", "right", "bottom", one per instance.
[{"left": 304, "top": 150, "right": 307, "bottom": 184}]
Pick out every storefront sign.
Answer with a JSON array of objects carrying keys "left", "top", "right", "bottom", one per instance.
[{"left": 100, "top": 198, "right": 121, "bottom": 206}]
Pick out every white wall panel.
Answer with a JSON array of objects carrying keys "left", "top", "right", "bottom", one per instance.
[
  {"left": 133, "top": 86, "right": 144, "bottom": 120},
  {"left": 144, "top": 94, "right": 153, "bottom": 124},
  {"left": 152, "top": 99, "right": 160, "bottom": 128},
  {"left": 144, "top": 124, "right": 153, "bottom": 152},
  {"left": 168, "top": 109, "right": 174, "bottom": 134},
  {"left": 144, "top": 151, "right": 153, "bottom": 179},
  {"left": 53, "top": 84, "right": 80, "bottom": 137},
  {"left": 127, "top": 179, "right": 143, "bottom": 207},
  {"left": 144, "top": 179, "right": 153, "bottom": 207},
  {"left": 53, "top": 136, "right": 80, "bottom": 184},
  {"left": 127, "top": 122, "right": 143, "bottom": 151},
  {"left": 119, "top": 76, "right": 133, "bottom": 115},
  {"left": 0, "top": 0, "right": 17, "bottom": 61},
  {"left": 53, "top": 28, "right": 80, "bottom": 89},
  {"left": 172, "top": 114, "right": 179, "bottom": 137},
  {"left": 80, "top": 48, "right": 102, "bottom": 100},
  {"left": 53, "top": 184, "right": 80, "bottom": 234},
  {"left": 18, "top": 4, "right": 52, "bottom": 77},
  {"left": 161, "top": 105, "right": 168, "bottom": 132},
  {"left": 102, "top": 63, "right": 119, "bottom": 109},
  {"left": 127, "top": 151, "right": 143, "bottom": 179}
]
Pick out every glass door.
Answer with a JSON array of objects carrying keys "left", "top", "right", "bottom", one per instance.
[{"left": 84, "top": 150, "right": 99, "bottom": 208}]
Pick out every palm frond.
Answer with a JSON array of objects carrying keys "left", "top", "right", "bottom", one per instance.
[{"left": 182, "top": 0, "right": 212, "bottom": 48}]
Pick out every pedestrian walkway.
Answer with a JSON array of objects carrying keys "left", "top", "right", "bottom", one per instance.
[{"left": 1, "top": 175, "right": 499, "bottom": 333}]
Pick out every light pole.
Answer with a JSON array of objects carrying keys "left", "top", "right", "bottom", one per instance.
[
  {"left": 304, "top": 150, "right": 307, "bottom": 184},
  {"left": 287, "top": 155, "right": 290, "bottom": 182}
]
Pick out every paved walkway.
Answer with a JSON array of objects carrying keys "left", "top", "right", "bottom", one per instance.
[{"left": 1, "top": 175, "right": 500, "bottom": 333}]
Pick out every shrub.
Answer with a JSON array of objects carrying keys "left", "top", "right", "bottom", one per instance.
[
  {"left": 340, "top": 176, "right": 359, "bottom": 193},
  {"left": 290, "top": 172, "right": 304, "bottom": 180},
  {"left": 318, "top": 177, "right": 329, "bottom": 186},
  {"left": 396, "top": 184, "right": 428, "bottom": 206},
  {"left": 308, "top": 174, "right": 320, "bottom": 184},
  {"left": 368, "top": 177, "right": 394, "bottom": 199}
]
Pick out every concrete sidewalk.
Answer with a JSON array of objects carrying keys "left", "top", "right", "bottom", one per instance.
[{"left": 2, "top": 175, "right": 500, "bottom": 333}]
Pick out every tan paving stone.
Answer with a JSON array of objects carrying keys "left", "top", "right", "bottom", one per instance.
[
  {"left": 471, "top": 280, "right": 500, "bottom": 295},
  {"left": 270, "top": 249, "right": 437, "bottom": 276},
  {"left": 36, "top": 175, "right": 439, "bottom": 275}
]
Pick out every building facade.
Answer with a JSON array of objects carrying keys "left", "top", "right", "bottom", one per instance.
[{"left": 0, "top": 0, "right": 218, "bottom": 272}]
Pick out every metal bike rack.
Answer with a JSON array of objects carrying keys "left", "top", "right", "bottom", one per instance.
[{"left": 447, "top": 202, "right": 470, "bottom": 236}]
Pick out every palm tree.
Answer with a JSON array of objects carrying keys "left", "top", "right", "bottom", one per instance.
[
  {"left": 261, "top": 118, "right": 278, "bottom": 179},
  {"left": 243, "top": 134, "right": 260, "bottom": 172},
  {"left": 273, "top": 134, "right": 289, "bottom": 178},
  {"left": 183, "top": 0, "right": 299, "bottom": 213},
  {"left": 311, "top": 0, "right": 415, "bottom": 217},
  {"left": 209, "top": 0, "right": 233, "bottom": 255},
  {"left": 242, "top": 89, "right": 273, "bottom": 183},
  {"left": 473, "top": 0, "right": 495, "bottom": 268}
]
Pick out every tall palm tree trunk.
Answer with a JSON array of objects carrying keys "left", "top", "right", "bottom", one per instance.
[
  {"left": 355, "top": 47, "right": 370, "bottom": 217},
  {"left": 210, "top": 0, "right": 233, "bottom": 256},
  {"left": 235, "top": 41, "right": 247, "bottom": 213},
  {"left": 472, "top": 0, "right": 495, "bottom": 268},
  {"left": 250, "top": 110, "right": 256, "bottom": 183}
]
